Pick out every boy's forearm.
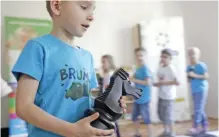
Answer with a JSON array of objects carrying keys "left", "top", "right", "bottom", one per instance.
[
  {"left": 194, "top": 74, "right": 209, "bottom": 80},
  {"left": 160, "top": 81, "right": 179, "bottom": 86},
  {"left": 17, "top": 104, "right": 74, "bottom": 137},
  {"left": 188, "top": 72, "right": 209, "bottom": 80},
  {"left": 132, "top": 79, "right": 149, "bottom": 85}
]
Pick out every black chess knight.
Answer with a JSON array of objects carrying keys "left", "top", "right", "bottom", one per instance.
[{"left": 86, "top": 68, "right": 142, "bottom": 130}]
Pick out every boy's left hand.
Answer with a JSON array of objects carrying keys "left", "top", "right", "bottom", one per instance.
[
  {"left": 119, "top": 96, "right": 127, "bottom": 113},
  {"left": 188, "top": 72, "right": 198, "bottom": 78},
  {"left": 154, "top": 81, "right": 163, "bottom": 87},
  {"left": 129, "top": 77, "right": 137, "bottom": 83},
  {"left": 159, "top": 80, "right": 165, "bottom": 85},
  {"left": 129, "top": 76, "right": 134, "bottom": 81}
]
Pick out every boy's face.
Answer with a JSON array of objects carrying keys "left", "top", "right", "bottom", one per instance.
[
  {"left": 188, "top": 49, "right": 199, "bottom": 63},
  {"left": 135, "top": 51, "right": 145, "bottom": 65},
  {"left": 101, "top": 58, "right": 110, "bottom": 71},
  {"left": 160, "top": 53, "right": 171, "bottom": 65},
  {"left": 53, "top": 1, "right": 95, "bottom": 37}
]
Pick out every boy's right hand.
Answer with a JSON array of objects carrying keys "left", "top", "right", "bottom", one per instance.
[
  {"left": 153, "top": 82, "right": 161, "bottom": 87},
  {"left": 71, "top": 113, "right": 115, "bottom": 137}
]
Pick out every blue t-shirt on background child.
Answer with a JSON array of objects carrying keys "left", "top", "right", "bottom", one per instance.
[
  {"left": 186, "top": 62, "right": 208, "bottom": 93},
  {"left": 134, "top": 65, "right": 151, "bottom": 104},
  {"left": 12, "top": 34, "right": 98, "bottom": 137}
]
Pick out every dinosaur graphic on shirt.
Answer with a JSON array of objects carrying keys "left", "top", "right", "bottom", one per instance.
[{"left": 65, "top": 82, "right": 90, "bottom": 100}]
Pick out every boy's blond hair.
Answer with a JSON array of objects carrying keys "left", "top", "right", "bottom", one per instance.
[
  {"left": 188, "top": 46, "right": 201, "bottom": 59},
  {"left": 134, "top": 47, "right": 146, "bottom": 53}
]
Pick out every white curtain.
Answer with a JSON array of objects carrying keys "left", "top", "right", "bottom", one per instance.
[{"left": 139, "top": 17, "right": 191, "bottom": 122}]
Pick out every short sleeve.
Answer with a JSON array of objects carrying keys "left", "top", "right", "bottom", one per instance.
[
  {"left": 157, "top": 67, "right": 161, "bottom": 77},
  {"left": 199, "top": 63, "right": 208, "bottom": 73},
  {"left": 12, "top": 40, "right": 44, "bottom": 81},
  {"left": 169, "top": 65, "right": 178, "bottom": 81},
  {"left": 89, "top": 55, "right": 98, "bottom": 90},
  {"left": 142, "top": 66, "right": 151, "bottom": 79},
  {"left": 186, "top": 66, "right": 190, "bottom": 72}
]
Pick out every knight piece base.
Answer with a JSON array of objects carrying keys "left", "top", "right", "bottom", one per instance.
[{"left": 86, "top": 109, "right": 115, "bottom": 130}]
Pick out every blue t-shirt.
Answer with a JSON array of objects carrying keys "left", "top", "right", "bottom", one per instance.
[
  {"left": 186, "top": 62, "right": 208, "bottom": 93},
  {"left": 134, "top": 65, "right": 151, "bottom": 104},
  {"left": 12, "top": 34, "right": 98, "bottom": 137}
]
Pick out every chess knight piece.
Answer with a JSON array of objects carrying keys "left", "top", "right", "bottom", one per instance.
[{"left": 86, "top": 68, "right": 142, "bottom": 130}]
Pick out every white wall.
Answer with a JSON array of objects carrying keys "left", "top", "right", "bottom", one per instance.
[
  {"left": 1, "top": 1, "right": 218, "bottom": 128},
  {"left": 140, "top": 17, "right": 191, "bottom": 122}
]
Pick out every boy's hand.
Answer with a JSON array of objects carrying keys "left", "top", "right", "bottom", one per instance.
[
  {"left": 129, "top": 76, "right": 134, "bottom": 81},
  {"left": 153, "top": 82, "right": 161, "bottom": 87},
  {"left": 188, "top": 72, "right": 198, "bottom": 78},
  {"left": 129, "top": 78, "right": 135, "bottom": 83},
  {"left": 119, "top": 96, "right": 127, "bottom": 113},
  {"left": 129, "top": 77, "right": 138, "bottom": 84},
  {"left": 72, "top": 113, "right": 115, "bottom": 137}
]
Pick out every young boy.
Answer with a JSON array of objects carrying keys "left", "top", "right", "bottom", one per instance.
[
  {"left": 12, "top": 1, "right": 126, "bottom": 137},
  {"left": 187, "top": 47, "right": 209, "bottom": 135},
  {"left": 130, "top": 47, "right": 153, "bottom": 137},
  {"left": 154, "top": 48, "right": 179, "bottom": 137}
]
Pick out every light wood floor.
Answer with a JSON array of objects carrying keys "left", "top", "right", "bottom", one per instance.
[{"left": 117, "top": 118, "right": 218, "bottom": 137}]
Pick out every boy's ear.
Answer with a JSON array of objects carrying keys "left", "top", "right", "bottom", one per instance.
[{"left": 50, "top": 0, "right": 62, "bottom": 16}]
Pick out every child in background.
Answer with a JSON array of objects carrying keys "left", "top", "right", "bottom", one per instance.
[
  {"left": 130, "top": 47, "right": 153, "bottom": 137},
  {"left": 11, "top": 1, "right": 126, "bottom": 137},
  {"left": 154, "top": 48, "right": 179, "bottom": 137},
  {"left": 100, "top": 54, "right": 121, "bottom": 137},
  {"left": 101, "top": 54, "right": 116, "bottom": 90},
  {"left": 187, "top": 47, "right": 209, "bottom": 135}
]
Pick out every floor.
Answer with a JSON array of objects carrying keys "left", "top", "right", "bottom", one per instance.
[{"left": 117, "top": 118, "right": 218, "bottom": 137}]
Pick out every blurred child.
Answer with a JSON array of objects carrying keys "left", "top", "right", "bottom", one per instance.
[
  {"left": 130, "top": 47, "right": 153, "bottom": 137},
  {"left": 101, "top": 54, "right": 116, "bottom": 89},
  {"left": 154, "top": 48, "right": 179, "bottom": 137},
  {"left": 1, "top": 77, "right": 13, "bottom": 97},
  {"left": 187, "top": 47, "right": 209, "bottom": 135},
  {"left": 100, "top": 54, "right": 121, "bottom": 137}
]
